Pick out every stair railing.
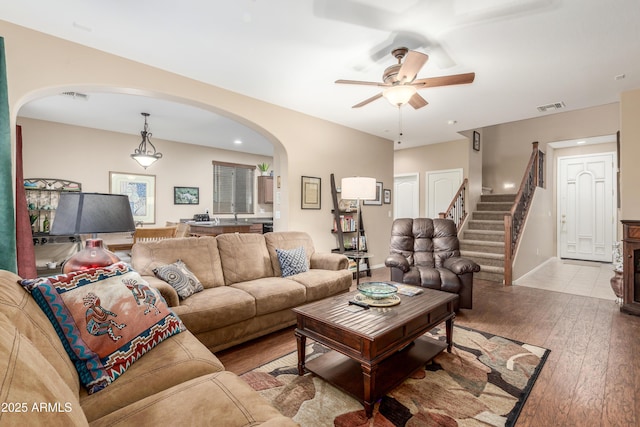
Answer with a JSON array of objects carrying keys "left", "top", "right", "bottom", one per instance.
[
  {"left": 439, "top": 178, "right": 468, "bottom": 232},
  {"left": 504, "top": 142, "right": 544, "bottom": 285}
]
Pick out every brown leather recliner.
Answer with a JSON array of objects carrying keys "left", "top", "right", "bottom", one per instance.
[{"left": 385, "top": 218, "right": 480, "bottom": 310}]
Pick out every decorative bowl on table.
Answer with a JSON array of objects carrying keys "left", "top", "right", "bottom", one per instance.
[{"left": 357, "top": 282, "right": 398, "bottom": 299}]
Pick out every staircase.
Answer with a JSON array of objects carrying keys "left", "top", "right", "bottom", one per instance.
[{"left": 460, "top": 194, "right": 516, "bottom": 283}]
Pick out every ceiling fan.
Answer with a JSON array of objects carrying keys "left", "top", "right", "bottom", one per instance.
[{"left": 335, "top": 47, "right": 475, "bottom": 109}]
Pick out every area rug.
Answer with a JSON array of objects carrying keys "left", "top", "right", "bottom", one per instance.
[{"left": 241, "top": 325, "right": 550, "bottom": 427}]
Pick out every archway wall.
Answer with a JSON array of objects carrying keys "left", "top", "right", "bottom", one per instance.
[{"left": 2, "top": 20, "right": 394, "bottom": 260}]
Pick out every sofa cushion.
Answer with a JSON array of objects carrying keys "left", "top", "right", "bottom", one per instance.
[
  {"left": 132, "top": 236, "right": 225, "bottom": 288},
  {"left": 286, "top": 269, "right": 352, "bottom": 302},
  {"left": 231, "top": 277, "right": 306, "bottom": 316},
  {"left": 170, "top": 286, "right": 257, "bottom": 334},
  {"left": 79, "top": 329, "right": 225, "bottom": 422},
  {"left": 19, "top": 262, "right": 185, "bottom": 394},
  {"left": 0, "top": 270, "right": 80, "bottom": 395},
  {"left": 153, "top": 259, "right": 204, "bottom": 299},
  {"left": 275, "top": 246, "right": 308, "bottom": 277},
  {"left": 0, "top": 313, "right": 89, "bottom": 427},
  {"left": 217, "top": 233, "right": 274, "bottom": 285},
  {"left": 89, "top": 371, "right": 297, "bottom": 427}
]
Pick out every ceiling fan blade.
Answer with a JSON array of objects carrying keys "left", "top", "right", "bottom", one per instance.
[
  {"left": 413, "top": 72, "right": 476, "bottom": 88},
  {"left": 335, "top": 79, "right": 387, "bottom": 87},
  {"left": 397, "top": 50, "right": 428, "bottom": 83},
  {"left": 408, "top": 93, "right": 428, "bottom": 109},
  {"left": 352, "top": 93, "right": 383, "bottom": 108}
]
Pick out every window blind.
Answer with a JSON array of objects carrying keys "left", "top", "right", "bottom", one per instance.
[{"left": 212, "top": 162, "right": 254, "bottom": 214}]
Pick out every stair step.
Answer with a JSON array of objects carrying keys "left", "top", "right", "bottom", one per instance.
[
  {"left": 464, "top": 229, "right": 505, "bottom": 242},
  {"left": 477, "top": 202, "right": 514, "bottom": 211},
  {"left": 463, "top": 196, "right": 514, "bottom": 284},
  {"left": 475, "top": 266, "right": 505, "bottom": 283},
  {"left": 472, "top": 211, "right": 509, "bottom": 221},
  {"left": 460, "top": 239, "right": 504, "bottom": 254},
  {"left": 481, "top": 194, "right": 517, "bottom": 203},
  {"left": 460, "top": 251, "right": 505, "bottom": 268},
  {"left": 468, "top": 220, "right": 504, "bottom": 231}
]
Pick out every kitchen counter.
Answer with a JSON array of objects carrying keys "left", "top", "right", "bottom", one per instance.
[{"left": 186, "top": 219, "right": 272, "bottom": 236}]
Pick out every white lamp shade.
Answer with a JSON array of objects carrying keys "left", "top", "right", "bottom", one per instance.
[
  {"left": 341, "top": 177, "right": 377, "bottom": 200},
  {"left": 131, "top": 153, "right": 160, "bottom": 168},
  {"left": 383, "top": 85, "right": 417, "bottom": 106}
]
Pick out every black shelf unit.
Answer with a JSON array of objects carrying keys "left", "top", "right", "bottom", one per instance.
[{"left": 329, "top": 173, "right": 370, "bottom": 278}]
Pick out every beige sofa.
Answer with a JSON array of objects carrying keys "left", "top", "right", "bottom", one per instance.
[
  {"left": 0, "top": 269, "right": 297, "bottom": 426},
  {"left": 131, "top": 231, "right": 353, "bottom": 352}
]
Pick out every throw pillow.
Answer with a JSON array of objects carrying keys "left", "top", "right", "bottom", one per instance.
[
  {"left": 275, "top": 246, "right": 309, "bottom": 277},
  {"left": 153, "top": 259, "right": 204, "bottom": 299},
  {"left": 19, "top": 262, "right": 185, "bottom": 394}
]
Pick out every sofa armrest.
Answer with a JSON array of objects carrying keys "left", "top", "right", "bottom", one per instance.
[
  {"left": 443, "top": 257, "right": 481, "bottom": 275},
  {"left": 141, "top": 275, "right": 180, "bottom": 307},
  {"left": 310, "top": 252, "right": 349, "bottom": 270},
  {"left": 385, "top": 253, "right": 410, "bottom": 272}
]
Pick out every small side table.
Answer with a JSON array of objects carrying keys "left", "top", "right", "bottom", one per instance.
[{"left": 343, "top": 251, "right": 373, "bottom": 286}]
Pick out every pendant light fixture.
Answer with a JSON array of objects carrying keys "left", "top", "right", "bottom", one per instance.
[{"left": 131, "top": 112, "right": 162, "bottom": 168}]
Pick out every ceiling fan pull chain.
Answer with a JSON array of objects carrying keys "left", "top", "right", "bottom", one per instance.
[{"left": 397, "top": 106, "right": 403, "bottom": 144}]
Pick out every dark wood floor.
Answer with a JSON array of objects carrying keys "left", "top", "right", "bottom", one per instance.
[{"left": 217, "top": 268, "right": 640, "bottom": 426}]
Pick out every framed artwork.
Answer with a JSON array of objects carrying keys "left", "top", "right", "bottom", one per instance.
[
  {"left": 383, "top": 188, "right": 391, "bottom": 204},
  {"left": 473, "top": 131, "right": 481, "bottom": 151},
  {"left": 301, "top": 176, "right": 321, "bottom": 209},
  {"left": 109, "top": 171, "right": 156, "bottom": 224},
  {"left": 174, "top": 186, "right": 199, "bottom": 205},
  {"left": 363, "top": 182, "right": 383, "bottom": 206}
]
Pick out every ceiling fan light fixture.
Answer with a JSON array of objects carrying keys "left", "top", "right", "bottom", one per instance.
[
  {"left": 383, "top": 85, "right": 417, "bottom": 107},
  {"left": 131, "top": 112, "right": 162, "bottom": 169}
]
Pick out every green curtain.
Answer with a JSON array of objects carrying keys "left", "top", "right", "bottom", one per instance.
[{"left": 0, "top": 37, "right": 17, "bottom": 273}]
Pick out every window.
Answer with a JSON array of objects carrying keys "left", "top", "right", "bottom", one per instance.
[{"left": 212, "top": 161, "right": 255, "bottom": 214}]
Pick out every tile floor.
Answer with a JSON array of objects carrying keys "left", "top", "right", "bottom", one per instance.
[{"left": 514, "top": 257, "right": 619, "bottom": 301}]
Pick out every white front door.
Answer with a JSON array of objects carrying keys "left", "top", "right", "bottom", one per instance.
[
  {"left": 426, "top": 169, "right": 463, "bottom": 218},
  {"left": 558, "top": 153, "right": 615, "bottom": 262},
  {"left": 394, "top": 173, "right": 419, "bottom": 219}
]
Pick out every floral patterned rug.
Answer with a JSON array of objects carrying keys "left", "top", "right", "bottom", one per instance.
[{"left": 241, "top": 325, "right": 550, "bottom": 427}]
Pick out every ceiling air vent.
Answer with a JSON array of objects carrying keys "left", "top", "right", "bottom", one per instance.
[
  {"left": 60, "top": 91, "right": 89, "bottom": 101},
  {"left": 537, "top": 101, "right": 565, "bottom": 113}
]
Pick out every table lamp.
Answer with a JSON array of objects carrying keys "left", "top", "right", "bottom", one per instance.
[
  {"left": 50, "top": 192, "right": 135, "bottom": 273},
  {"left": 341, "top": 177, "right": 377, "bottom": 284}
]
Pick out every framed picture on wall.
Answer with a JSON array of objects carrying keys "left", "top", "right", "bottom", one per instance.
[
  {"left": 174, "top": 186, "right": 199, "bottom": 205},
  {"left": 473, "top": 131, "right": 481, "bottom": 151},
  {"left": 109, "top": 171, "right": 156, "bottom": 224},
  {"left": 301, "top": 176, "right": 321, "bottom": 209},
  {"left": 363, "top": 182, "right": 383, "bottom": 206}
]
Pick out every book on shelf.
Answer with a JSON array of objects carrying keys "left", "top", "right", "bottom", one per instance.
[
  {"left": 348, "top": 235, "right": 366, "bottom": 251},
  {"left": 333, "top": 214, "right": 356, "bottom": 232}
]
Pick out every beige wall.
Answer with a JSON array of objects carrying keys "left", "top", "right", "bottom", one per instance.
[
  {"left": 393, "top": 138, "right": 470, "bottom": 217},
  {"left": 2, "top": 20, "right": 394, "bottom": 266},
  {"left": 482, "top": 103, "right": 619, "bottom": 194},
  {"left": 17, "top": 117, "right": 274, "bottom": 223},
  {"left": 621, "top": 89, "right": 640, "bottom": 221}
]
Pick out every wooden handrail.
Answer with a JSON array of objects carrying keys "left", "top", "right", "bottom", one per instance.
[
  {"left": 439, "top": 178, "right": 468, "bottom": 232},
  {"left": 504, "top": 142, "right": 543, "bottom": 285}
]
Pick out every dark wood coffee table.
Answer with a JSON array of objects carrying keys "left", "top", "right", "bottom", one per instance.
[{"left": 293, "top": 286, "right": 458, "bottom": 417}]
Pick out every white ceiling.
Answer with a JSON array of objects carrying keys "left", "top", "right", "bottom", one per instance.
[{"left": 4, "top": 0, "right": 640, "bottom": 155}]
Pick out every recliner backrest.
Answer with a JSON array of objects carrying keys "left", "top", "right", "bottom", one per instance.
[{"left": 389, "top": 218, "right": 460, "bottom": 268}]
